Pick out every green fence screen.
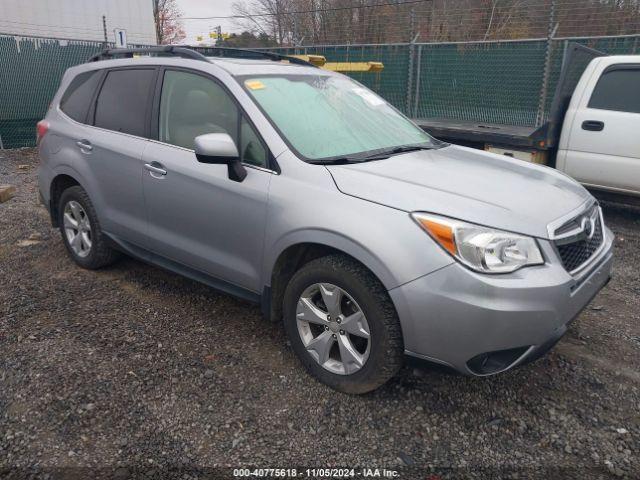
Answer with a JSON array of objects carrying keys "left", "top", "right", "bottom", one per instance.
[
  {"left": 285, "top": 36, "right": 639, "bottom": 128},
  {"left": 1, "top": 33, "right": 638, "bottom": 149}
]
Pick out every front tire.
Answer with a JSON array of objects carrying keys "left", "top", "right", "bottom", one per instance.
[
  {"left": 58, "top": 186, "right": 119, "bottom": 269},
  {"left": 283, "top": 254, "right": 404, "bottom": 394}
]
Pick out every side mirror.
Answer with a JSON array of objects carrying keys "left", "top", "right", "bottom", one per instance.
[{"left": 194, "top": 133, "right": 247, "bottom": 182}]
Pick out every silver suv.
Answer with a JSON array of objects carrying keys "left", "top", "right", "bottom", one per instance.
[{"left": 37, "top": 47, "right": 613, "bottom": 393}]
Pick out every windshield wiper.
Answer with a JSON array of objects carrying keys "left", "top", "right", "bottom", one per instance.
[
  {"left": 310, "top": 156, "right": 363, "bottom": 165},
  {"left": 355, "top": 144, "right": 436, "bottom": 162},
  {"left": 311, "top": 143, "right": 442, "bottom": 165},
  {"left": 390, "top": 144, "right": 436, "bottom": 154}
]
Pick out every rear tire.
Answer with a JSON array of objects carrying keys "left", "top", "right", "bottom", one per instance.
[
  {"left": 58, "top": 186, "right": 120, "bottom": 269},
  {"left": 283, "top": 254, "right": 404, "bottom": 394}
]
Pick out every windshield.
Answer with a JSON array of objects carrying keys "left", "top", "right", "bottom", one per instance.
[{"left": 240, "top": 74, "right": 437, "bottom": 162}]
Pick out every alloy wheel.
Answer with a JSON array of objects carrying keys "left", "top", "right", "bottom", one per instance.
[
  {"left": 63, "top": 200, "right": 92, "bottom": 258},
  {"left": 296, "top": 283, "right": 371, "bottom": 375}
]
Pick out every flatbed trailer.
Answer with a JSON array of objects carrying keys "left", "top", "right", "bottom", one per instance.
[
  {"left": 414, "top": 118, "right": 549, "bottom": 162},
  {"left": 414, "top": 43, "right": 605, "bottom": 167}
]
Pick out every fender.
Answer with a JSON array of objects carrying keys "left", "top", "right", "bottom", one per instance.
[{"left": 264, "top": 227, "right": 401, "bottom": 291}]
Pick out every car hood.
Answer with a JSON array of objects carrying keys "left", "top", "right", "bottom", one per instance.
[{"left": 326, "top": 145, "right": 592, "bottom": 239}]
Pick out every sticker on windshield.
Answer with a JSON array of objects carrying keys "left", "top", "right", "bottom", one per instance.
[
  {"left": 245, "top": 80, "right": 266, "bottom": 90},
  {"left": 352, "top": 87, "right": 385, "bottom": 106}
]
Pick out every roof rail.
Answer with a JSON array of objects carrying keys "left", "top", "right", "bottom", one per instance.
[
  {"left": 87, "top": 46, "right": 209, "bottom": 62},
  {"left": 194, "top": 46, "right": 317, "bottom": 67},
  {"left": 87, "top": 45, "right": 317, "bottom": 68}
]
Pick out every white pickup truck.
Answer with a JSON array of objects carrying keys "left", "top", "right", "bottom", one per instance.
[
  {"left": 417, "top": 44, "right": 640, "bottom": 202},
  {"left": 556, "top": 54, "right": 639, "bottom": 198}
]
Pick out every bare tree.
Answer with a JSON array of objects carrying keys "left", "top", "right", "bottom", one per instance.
[
  {"left": 153, "top": 0, "right": 186, "bottom": 45},
  {"left": 233, "top": 0, "right": 294, "bottom": 43},
  {"left": 231, "top": 0, "right": 640, "bottom": 46}
]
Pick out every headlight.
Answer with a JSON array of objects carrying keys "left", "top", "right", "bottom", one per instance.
[{"left": 411, "top": 213, "right": 544, "bottom": 273}]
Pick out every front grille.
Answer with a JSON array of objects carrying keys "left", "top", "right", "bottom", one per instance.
[{"left": 554, "top": 206, "right": 604, "bottom": 274}]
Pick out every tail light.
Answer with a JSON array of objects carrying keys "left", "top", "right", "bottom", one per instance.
[{"left": 36, "top": 120, "right": 49, "bottom": 144}]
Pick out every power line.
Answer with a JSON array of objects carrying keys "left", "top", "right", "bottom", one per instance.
[{"left": 182, "top": 0, "right": 433, "bottom": 20}]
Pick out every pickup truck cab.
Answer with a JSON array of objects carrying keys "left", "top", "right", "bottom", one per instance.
[{"left": 557, "top": 55, "right": 640, "bottom": 197}]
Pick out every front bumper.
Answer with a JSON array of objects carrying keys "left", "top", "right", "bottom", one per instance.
[{"left": 390, "top": 228, "right": 614, "bottom": 375}]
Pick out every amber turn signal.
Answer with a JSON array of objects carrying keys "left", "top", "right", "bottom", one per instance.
[{"left": 414, "top": 216, "right": 457, "bottom": 255}]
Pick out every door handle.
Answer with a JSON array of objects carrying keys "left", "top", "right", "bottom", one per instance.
[
  {"left": 76, "top": 140, "right": 93, "bottom": 152},
  {"left": 144, "top": 162, "right": 167, "bottom": 177},
  {"left": 582, "top": 120, "right": 604, "bottom": 132}
]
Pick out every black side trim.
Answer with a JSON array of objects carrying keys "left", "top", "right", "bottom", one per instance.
[
  {"left": 48, "top": 200, "right": 58, "bottom": 227},
  {"left": 103, "top": 233, "right": 261, "bottom": 304},
  {"left": 260, "top": 285, "right": 272, "bottom": 321}
]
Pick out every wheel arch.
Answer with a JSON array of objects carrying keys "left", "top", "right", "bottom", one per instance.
[
  {"left": 49, "top": 171, "right": 87, "bottom": 227},
  {"left": 263, "top": 232, "right": 399, "bottom": 323}
]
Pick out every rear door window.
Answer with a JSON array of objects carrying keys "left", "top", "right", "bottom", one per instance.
[
  {"left": 60, "top": 70, "right": 102, "bottom": 123},
  {"left": 588, "top": 67, "right": 640, "bottom": 114},
  {"left": 94, "top": 69, "right": 156, "bottom": 137}
]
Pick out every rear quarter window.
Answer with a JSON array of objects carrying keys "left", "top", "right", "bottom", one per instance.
[{"left": 59, "top": 70, "right": 102, "bottom": 123}]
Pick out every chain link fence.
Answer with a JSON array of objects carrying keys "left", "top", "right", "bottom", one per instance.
[
  {"left": 266, "top": 35, "right": 640, "bottom": 128},
  {"left": 0, "top": 32, "right": 639, "bottom": 149}
]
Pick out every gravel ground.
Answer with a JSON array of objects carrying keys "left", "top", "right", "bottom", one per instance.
[{"left": 1, "top": 148, "right": 638, "bottom": 480}]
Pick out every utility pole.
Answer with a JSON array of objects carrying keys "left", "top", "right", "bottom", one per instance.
[
  {"left": 102, "top": 15, "right": 108, "bottom": 46},
  {"left": 536, "top": 0, "right": 558, "bottom": 127},
  {"left": 406, "top": 8, "right": 417, "bottom": 115}
]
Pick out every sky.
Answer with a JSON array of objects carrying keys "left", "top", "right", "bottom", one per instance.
[{"left": 176, "top": 0, "right": 243, "bottom": 45}]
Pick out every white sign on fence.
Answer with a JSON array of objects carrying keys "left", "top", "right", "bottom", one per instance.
[{"left": 114, "top": 29, "right": 127, "bottom": 48}]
